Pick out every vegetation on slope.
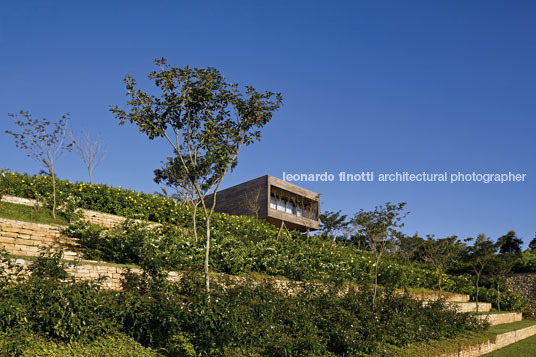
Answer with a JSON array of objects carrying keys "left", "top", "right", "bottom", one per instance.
[
  {"left": 0, "top": 170, "right": 531, "bottom": 312},
  {"left": 0, "top": 201, "right": 68, "bottom": 226},
  {"left": 0, "top": 249, "right": 487, "bottom": 356}
]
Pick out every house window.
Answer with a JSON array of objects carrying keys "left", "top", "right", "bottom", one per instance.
[
  {"left": 270, "top": 197, "right": 277, "bottom": 210},
  {"left": 277, "top": 199, "right": 286, "bottom": 212},
  {"left": 269, "top": 191, "right": 317, "bottom": 221},
  {"left": 285, "top": 201, "right": 293, "bottom": 214}
]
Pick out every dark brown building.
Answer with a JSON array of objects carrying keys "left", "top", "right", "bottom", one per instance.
[{"left": 211, "top": 175, "right": 320, "bottom": 232}]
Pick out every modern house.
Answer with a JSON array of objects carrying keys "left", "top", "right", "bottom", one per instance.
[{"left": 211, "top": 175, "right": 320, "bottom": 232}]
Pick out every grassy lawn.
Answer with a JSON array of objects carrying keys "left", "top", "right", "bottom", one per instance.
[
  {"left": 487, "top": 320, "right": 536, "bottom": 334},
  {"left": 388, "top": 321, "right": 536, "bottom": 357},
  {"left": 478, "top": 311, "right": 518, "bottom": 315},
  {"left": 483, "top": 333, "right": 536, "bottom": 356},
  {"left": 0, "top": 201, "right": 68, "bottom": 226}
]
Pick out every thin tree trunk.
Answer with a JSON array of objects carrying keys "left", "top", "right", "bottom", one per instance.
[
  {"left": 88, "top": 168, "right": 93, "bottom": 185},
  {"left": 51, "top": 170, "right": 56, "bottom": 219},
  {"left": 373, "top": 261, "right": 378, "bottom": 311},
  {"left": 497, "top": 283, "right": 501, "bottom": 312},
  {"left": 475, "top": 275, "right": 480, "bottom": 313},
  {"left": 204, "top": 215, "right": 211, "bottom": 301},
  {"left": 193, "top": 204, "right": 198, "bottom": 242}
]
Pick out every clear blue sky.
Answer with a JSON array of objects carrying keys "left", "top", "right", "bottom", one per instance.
[{"left": 1, "top": 1, "right": 534, "bottom": 245}]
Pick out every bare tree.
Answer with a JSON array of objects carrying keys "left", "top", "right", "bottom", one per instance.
[
  {"left": 242, "top": 187, "right": 262, "bottom": 218},
  {"left": 6, "top": 110, "right": 72, "bottom": 218},
  {"left": 70, "top": 130, "right": 106, "bottom": 184}
]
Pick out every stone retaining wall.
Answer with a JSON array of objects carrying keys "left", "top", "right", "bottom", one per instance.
[
  {"left": 477, "top": 312, "right": 522, "bottom": 326},
  {"left": 0, "top": 257, "right": 184, "bottom": 290},
  {"left": 507, "top": 273, "right": 536, "bottom": 315},
  {"left": 0, "top": 217, "right": 81, "bottom": 259},
  {"left": 439, "top": 324, "right": 536, "bottom": 356},
  {"left": 80, "top": 209, "right": 129, "bottom": 228}
]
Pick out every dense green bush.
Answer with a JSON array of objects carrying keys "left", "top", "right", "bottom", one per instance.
[
  {"left": 0, "top": 246, "right": 488, "bottom": 356},
  {"left": 514, "top": 251, "right": 536, "bottom": 272},
  {"left": 117, "top": 271, "right": 486, "bottom": 356},
  {"left": 0, "top": 332, "right": 158, "bottom": 357},
  {"left": 0, "top": 249, "right": 115, "bottom": 346},
  {"left": 478, "top": 286, "right": 530, "bottom": 313},
  {"left": 65, "top": 219, "right": 475, "bottom": 295}
]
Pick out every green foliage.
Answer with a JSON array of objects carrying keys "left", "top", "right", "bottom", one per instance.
[
  {"left": 110, "top": 58, "right": 284, "bottom": 296},
  {"left": 1, "top": 170, "right": 528, "bottom": 312},
  {"left": 514, "top": 251, "right": 536, "bottom": 272},
  {"left": 496, "top": 230, "right": 523, "bottom": 254},
  {"left": 110, "top": 58, "right": 283, "bottom": 199},
  {"left": 117, "top": 273, "right": 486, "bottom": 356},
  {"left": 0, "top": 201, "right": 69, "bottom": 226},
  {"left": 478, "top": 287, "right": 530, "bottom": 313},
  {"left": 319, "top": 210, "right": 349, "bottom": 241},
  {"left": 529, "top": 234, "right": 536, "bottom": 252},
  {"left": 0, "top": 249, "right": 115, "bottom": 349},
  {"left": 0, "top": 171, "right": 281, "bottom": 235},
  {"left": 66, "top": 218, "right": 475, "bottom": 295},
  {"left": 0, "top": 332, "right": 158, "bottom": 357}
]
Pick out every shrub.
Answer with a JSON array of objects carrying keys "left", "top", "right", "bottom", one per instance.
[
  {"left": 0, "top": 249, "right": 116, "bottom": 345},
  {"left": 0, "top": 332, "right": 158, "bottom": 357},
  {"left": 117, "top": 273, "right": 486, "bottom": 356}
]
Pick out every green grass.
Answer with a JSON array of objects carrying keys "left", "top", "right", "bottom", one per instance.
[
  {"left": 483, "top": 333, "right": 536, "bottom": 356},
  {"left": 388, "top": 321, "right": 536, "bottom": 357},
  {"left": 478, "top": 310, "right": 519, "bottom": 316},
  {"left": 385, "top": 330, "right": 496, "bottom": 357},
  {"left": 0, "top": 201, "right": 68, "bottom": 226},
  {"left": 488, "top": 320, "right": 536, "bottom": 334}
]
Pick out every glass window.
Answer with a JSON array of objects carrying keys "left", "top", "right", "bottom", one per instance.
[
  {"left": 270, "top": 197, "right": 277, "bottom": 209},
  {"left": 277, "top": 199, "right": 285, "bottom": 212},
  {"left": 285, "top": 201, "right": 293, "bottom": 214}
]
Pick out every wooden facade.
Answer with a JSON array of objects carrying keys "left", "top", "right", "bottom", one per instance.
[{"left": 211, "top": 175, "right": 320, "bottom": 232}]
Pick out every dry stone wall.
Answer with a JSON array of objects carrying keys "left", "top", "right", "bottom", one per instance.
[
  {"left": 507, "top": 272, "right": 536, "bottom": 314},
  {"left": 0, "top": 218, "right": 81, "bottom": 259},
  {"left": 439, "top": 324, "right": 536, "bottom": 357}
]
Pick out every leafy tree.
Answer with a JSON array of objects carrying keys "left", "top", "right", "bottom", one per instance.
[
  {"left": 110, "top": 58, "right": 282, "bottom": 298},
  {"left": 397, "top": 233, "right": 424, "bottom": 263},
  {"left": 529, "top": 233, "right": 536, "bottom": 252},
  {"left": 319, "top": 210, "right": 349, "bottom": 243},
  {"left": 421, "top": 235, "right": 463, "bottom": 295},
  {"left": 70, "top": 130, "right": 106, "bottom": 184},
  {"left": 487, "top": 253, "right": 517, "bottom": 311},
  {"left": 351, "top": 202, "right": 407, "bottom": 310},
  {"left": 497, "top": 230, "right": 523, "bottom": 254},
  {"left": 154, "top": 156, "right": 203, "bottom": 241},
  {"left": 5, "top": 110, "right": 72, "bottom": 218},
  {"left": 466, "top": 234, "right": 497, "bottom": 312}
]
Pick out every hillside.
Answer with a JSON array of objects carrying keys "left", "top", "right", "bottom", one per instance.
[{"left": 0, "top": 171, "right": 534, "bottom": 356}]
